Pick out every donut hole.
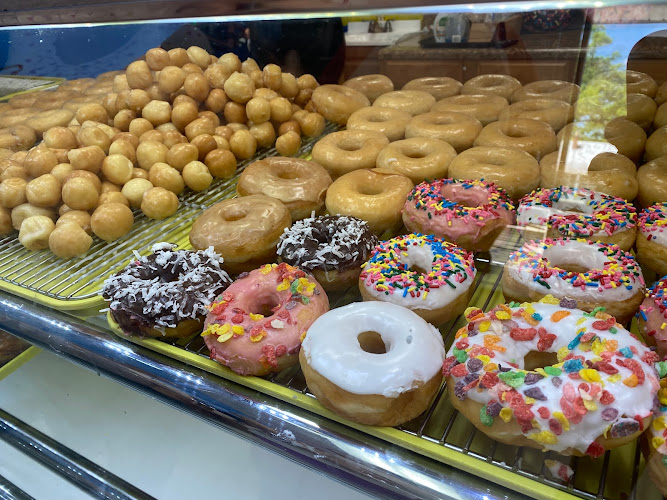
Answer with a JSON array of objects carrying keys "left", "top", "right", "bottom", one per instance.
[
  {"left": 409, "top": 263, "right": 431, "bottom": 275},
  {"left": 276, "top": 169, "right": 300, "bottom": 180},
  {"left": 357, "top": 185, "right": 384, "bottom": 196},
  {"left": 551, "top": 262, "right": 591, "bottom": 274},
  {"left": 357, "top": 331, "right": 388, "bottom": 354},
  {"left": 221, "top": 208, "right": 247, "bottom": 222},
  {"left": 402, "top": 149, "right": 428, "bottom": 159},
  {"left": 249, "top": 294, "right": 281, "bottom": 317},
  {"left": 367, "top": 115, "right": 390, "bottom": 123},
  {"left": 337, "top": 139, "right": 363, "bottom": 152},
  {"left": 524, "top": 351, "right": 558, "bottom": 370},
  {"left": 503, "top": 127, "right": 530, "bottom": 138},
  {"left": 441, "top": 185, "right": 489, "bottom": 208},
  {"left": 433, "top": 116, "right": 456, "bottom": 126}
]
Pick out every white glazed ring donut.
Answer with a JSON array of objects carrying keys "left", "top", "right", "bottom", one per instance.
[{"left": 300, "top": 301, "right": 446, "bottom": 426}]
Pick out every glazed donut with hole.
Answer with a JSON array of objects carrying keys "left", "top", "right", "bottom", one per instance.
[
  {"left": 203, "top": 262, "right": 329, "bottom": 376},
  {"left": 300, "top": 301, "right": 446, "bottom": 427},
  {"left": 325, "top": 168, "right": 413, "bottom": 237},
  {"left": 498, "top": 98, "right": 574, "bottom": 132},
  {"left": 517, "top": 187, "right": 637, "bottom": 251},
  {"left": 342, "top": 74, "right": 394, "bottom": 103},
  {"left": 432, "top": 94, "right": 509, "bottom": 126},
  {"left": 604, "top": 118, "right": 646, "bottom": 164},
  {"left": 237, "top": 157, "right": 332, "bottom": 220},
  {"left": 311, "top": 84, "right": 370, "bottom": 125},
  {"left": 511, "top": 80, "right": 580, "bottom": 105},
  {"left": 502, "top": 238, "right": 645, "bottom": 324},
  {"left": 189, "top": 194, "right": 291, "bottom": 274},
  {"left": 373, "top": 90, "right": 435, "bottom": 116},
  {"left": 402, "top": 77, "right": 462, "bottom": 100},
  {"left": 404, "top": 111, "right": 482, "bottom": 153},
  {"left": 448, "top": 146, "right": 539, "bottom": 202},
  {"left": 626, "top": 70, "right": 657, "bottom": 98},
  {"left": 360, "top": 234, "right": 476, "bottom": 325},
  {"left": 346, "top": 106, "right": 411, "bottom": 142},
  {"left": 312, "top": 129, "right": 389, "bottom": 179},
  {"left": 375, "top": 137, "right": 456, "bottom": 184},
  {"left": 444, "top": 297, "right": 659, "bottom": 457},
  {"left": 474, "top": 118, "right": 557, "bottom": 160},
  {"left": 402, "top": 178, "right": 516, "bottom": 252},
  {"left": 461, "top": 74, "right": 522, "bottom": 101}
]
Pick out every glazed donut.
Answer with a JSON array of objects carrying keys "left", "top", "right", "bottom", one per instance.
[
  {"left": 474, "top": 118, "right": 557, "bottom": 160},
  {"left": 311, "top": 84, "right": 370, "bottom": 125},
  {"left": 189, "top": 194, "right": 291, "bottom": 274},
  {"left": 373, "top": 90, "right": 435, "bottom": 116},
  {"left": 325, "top": 168, "right": 413, "bottom": 237},
  {"left": 498, "top": 98, "right": 573, "bottom": 132},
  {"left": 637, "top": 157, "right": 667, "bottom": 208},
  {"left": 645, "top": 126, "right": 667, "bottom": 162},
  {"left": 300, "top": 301, "right": 445, "bottom": 427},
  {"left": 540, "top": 151, "right": 638, "bottom": 202},
  {"left": 432, "top": 94, "right": 508, "bottom": 126},
  {"left": 657, "top": 82, "right": 667, "bottom": 107},
  {"left": 359, "top": 234, "right": 476, "bottom": 325},
  {"left": 24, "top": 110, "right": 74, "bottom": 136},
  {"left": 643, "top": 358, "right": 667, "bottom": 497},
  {"left": 103, "top": 243, "right": 232, "bottom": 339},
  {"left": 461, "top": 74, "right": 522, "bottom": 101},
  {"left": 604, "top": 117, "right": 646, "bottom": 163},
  {"left": 375, "top": 137, "right": 456, "bottom": 184},
  {"left": 517, "top": 187, "right": 637, "bottom": 251},
  {"left": 404, "top": 111, "right": 482, "bottom": 153},
  {"left": 639, "top": 279, "right": 667, "bottom": 358},
  {"left": 655, "top": 103, "right": 667, "bottom": 130},
  {"left": 277, "top": 214, "right": 377, "bottom": 291},
  {"left": 346, "top": 107, "right": 411, "bottom": 142},
  {"left": 444, "top": 297, "right": 659, "bottom": 456},
  {"left": 342, "top": 74, "right": 394, "bottom": 103},
  {"left": 448, "top": 146, "right": 539, "bottom": 202},
  {"left": 402, "top": 77, "right": 462, "bottom": 100},
  {"left": 502, "top": 238, "right": 645, "bottom": 324},
  {"left": 511, "top": 80, "right": 580, "bottom": 105},
  {"left": 626, "top": 70, "right": 657, "bottom": 98},
  {"left": 237, "top": 157, "right": 332, "bottom": 220},
  {"left": 203, "top": 262, "right": 329, "bottom": 376},
  {"left": 636, "top": 203, "right": 667, "bottom": 277},
  {"left": 402, "top": 178, "right": 516, "bottom": 252},
  {"left": 312, "top": 129, "right": 389, "bottom": 179},
  {"left": 626, "top": 93, "right": 657, "bottom": 131}
]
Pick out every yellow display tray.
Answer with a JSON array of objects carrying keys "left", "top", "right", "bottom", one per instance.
[
  {"left": 0, "top": 346, "right": 41, "bottom": 382},
  {"left": 106, "top": 255, "right": 659, "bottom": 500}
]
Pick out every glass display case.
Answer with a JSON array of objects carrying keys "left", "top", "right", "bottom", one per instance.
[{"left": 1, "top": 1, "right": 667, "bottom": 498}]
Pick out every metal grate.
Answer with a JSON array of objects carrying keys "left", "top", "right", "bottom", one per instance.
[
  {"left": 149, "top": 227, "right": 651, "bottom": 500},
  {"left": 0, "top": 123, "right": 338, "bottom": 304}
]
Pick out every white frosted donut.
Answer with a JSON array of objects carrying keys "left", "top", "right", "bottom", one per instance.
[
  {"left": 402, "top": 77, "right": 462, "bottom": 100},
  {"left": 359, "top": 234, "right": 476, "bottom": 325},
  {"left": 432, "top": 94, "right": 509, "bottom": 126},
  {"left": 461, "top": 74, "right": 522, "bottom": 101},
  {"left": 502, "top": 238, "right": 645, "bottom": 324},
  {"left": 373, "top": 90, "right": 435, "bottom": 116},
  {"left": 300, "top": 301, "right": 446, "bottom": 426}
]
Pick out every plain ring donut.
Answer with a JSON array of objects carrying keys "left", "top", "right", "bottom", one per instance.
[
  {"left": 402, "top": 77, "right": 462, "bottom": 100},
  {"left": 626, "top": 70, "right": 658, "bottom": 98},
  {"left": 603, "top": 117, "right": 647, "bottom": 163},
  {"left": 461, "top": 74, "right": 522, "bottom": 101},
  {"left": 433, "top": 94, "right": 509, "bottom": 126},
  {"left": 300, "top": 301, "right": 446, "bottom": 427},
  {"left": 312, "top": 129, "right": 389, "bottom": 178},
  {"left": 311, "top": 84, "right": 370, "bottom": 125},
  {"left": 499, "top": 98, "right": 574, "bottom": 132},
  {"left": 474, "top": 118, "right": 557, "bottom": 160},
  {"left": 638, "top": 157, "right": 667, "bottom": 208},
  {"left": 511, "top": 80, "right": 580, "bottom": 105},
  {"left": 375, "top": 137, "right": 457, "bottom": 183},
  {"left": 347, "top": 106, "right": 412, "bottom": 142},
  {"left": 405, "top": 111, "right": 482, "bottom": 153},
  {"left": 373, "top": 90, "right": 435, "bottom": 116},
  {"left": 343, "top": 74, "right": 394, "bottom": 103}
]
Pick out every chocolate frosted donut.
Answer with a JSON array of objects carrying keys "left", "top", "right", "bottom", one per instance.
[
  {"left": 277, "top": 215, "right": 377, "bottom": 291},
  {"left": 103, "top": 243, "right": 231, "bottom": 338}
]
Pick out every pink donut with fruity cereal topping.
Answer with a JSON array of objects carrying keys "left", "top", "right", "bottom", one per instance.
[
  {"left": 517, "top": 187, "right": 637, "bottom": 251},
  {"left": 444, "top": 296, "right": 660, "bottom": 457},
  {"left": 636, "top": 203, "right": 667, "bottom": 277},
  {"left": 202, "top": 263, "right": 329, "bottom": 376},
  {"left": 402, "top": 178, "right": 515, "bottom": 252}
]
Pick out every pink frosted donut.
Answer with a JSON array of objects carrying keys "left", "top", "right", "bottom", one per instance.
[
  {"left": 402, "top": 178, "right": 516, "bottom": 252},
  {"left": 639, "top": 276, "right": 667, "bottom": 358},
  {"left": 202, "top": 262, "right": 329, "bottom": 376}
]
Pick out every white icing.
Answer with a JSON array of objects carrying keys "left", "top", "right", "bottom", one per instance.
[
  {"left": 448, "top": 302, "right": 659, "bottom": 454},
  {"left": 302, "top": 302, "right": 445, "bottom": 397}
]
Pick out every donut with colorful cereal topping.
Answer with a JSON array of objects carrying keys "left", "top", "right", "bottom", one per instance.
[
  {"left": 402, "top": 178, "right": 516, "bottom": 252},
  {"left": 517, "top": 187, "right": 637, "bottom": 251},
  {"left": 202, "top": 263, "right": 329, "bottom": 376},
  {"left": 444, "top": 296, "right": 660, "bottom": 456},
  {"left": 636, "top": 203, "right": 667, "bottom": 277},
  {"left": 359, "top": 234, "right": 476, "bottom": 325},
  {"left": 103, "top": 243, "right": 232, "bottom": 339},
  {"left": 638, "top": 278, "right": 667, "bottom": 357},
  {"left": 277, "top": 214, "right": 377, "bottom": 291},
  {"left": 643, "top": 358, "right": 667, "bottom": 496},
  {"left": 502, "top": 238, "right": 645, "bottom": 324},
  {"left": 300, "top": 301, "right": 446, "bottom": 426}
]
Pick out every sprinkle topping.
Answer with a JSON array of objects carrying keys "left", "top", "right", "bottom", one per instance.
[{"left": 639, "top": 202, "right": 667, "bottom": 245}]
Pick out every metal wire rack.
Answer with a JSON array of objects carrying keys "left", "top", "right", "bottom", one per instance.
[
  {"left": 0, "top": 122, "right": 338, "bottom": 304},
  {"left": 143, "top": 227, "right": 656, "bottom": 500}
]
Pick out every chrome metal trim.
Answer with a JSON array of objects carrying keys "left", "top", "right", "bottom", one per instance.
[
  {"left": 0, "top": 408, "right": 155, "bottom": 500},
  {"left": 0, "top": 290, "right": 521, "bottom": 500},
  {"left": 0, "top": 473, "right": 34, "bottom": 500}
]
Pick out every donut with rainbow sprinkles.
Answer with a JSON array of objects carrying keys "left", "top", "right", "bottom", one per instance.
[
  {"left": 502, "top": 238, "right": 645, "bottom": 324},
  {"left": 636, "top": 202, "right": 667, "bottom": 277},
  {"left": 444, "top": 295, "right": 660, "bottom": 456},
  {"left": 359, "top": 233, "right": 475, "bottom": 325},
  {"left": 638, "top": 276, "right": 667, "bottom": 358},
  {"left": 517, "top": 187, "right": 637, "bottom": 251}
]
